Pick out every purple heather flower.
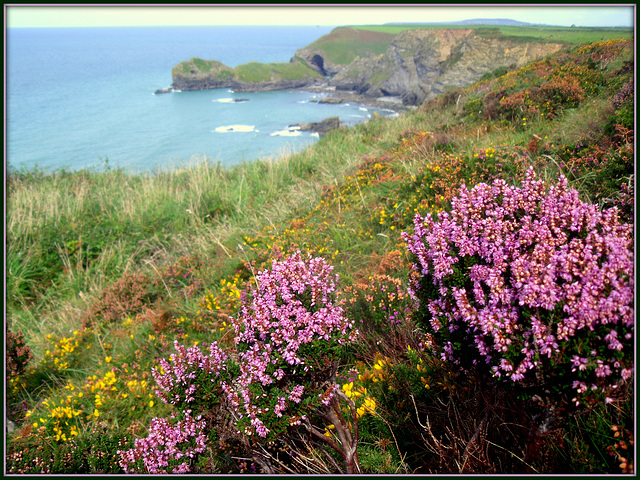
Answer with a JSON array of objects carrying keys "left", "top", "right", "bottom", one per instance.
[
  {"left": 118, "top": 411, "right": 207, "bottom": 474},
  {"left": 221, "top": 251, "right": 357, "bottom": 438},
  {"left": 402, "top": 168, "right": 634, "bottom": 399}
]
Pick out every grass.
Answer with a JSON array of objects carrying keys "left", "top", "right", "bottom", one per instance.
[
  {"left": 172, "top": 58, "right": 234, "bottom": 79},
  {"left": 307, "top": 27, "right": 396, "bottom": 65},
  {"left": 354, "top": 23, "right": 634, "bottom": 44},
  {"left": 6, "top": 37, "right": 634, "bottom": 474},
  {"left": 234, "top": 61, "right": 321, "bottom": 82}
]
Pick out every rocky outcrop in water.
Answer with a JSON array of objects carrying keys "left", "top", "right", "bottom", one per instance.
[
  {"left": 170, "top": 58, "right": 323, "bottom": 92},
  {"left": 292, "top": 116, "right": 342, "bottom": 137}
]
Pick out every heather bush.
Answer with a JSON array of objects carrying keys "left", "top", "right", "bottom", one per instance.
[
  {"left": 121, "top": 251, "right": 362, "bottom": 473},
  {"left": 610, "top": 76, "right": 634, "bottom": 130},
  {"left": 551, "top": 122, "right": 634, "bottom": 223},
  {"left": 82, "top": 272, "right": 157, "bottom": 328},
  {"left": 118, "top": 411, "right": 208, "bottom": 474},
  {"left": 402, "top": 168, "right": 634, "bottom": 409},
  {"left": 6, "top": 328, "right": 34, "bottom": 418},
  {"left": 154, "top": 254, "right": 204, "bottom": 299},
  {"left": 6, "top": 328, "right": 33, "bottom": 382},
  {"left": 227, "top": 251, "right": 357, "bottom": 431}
]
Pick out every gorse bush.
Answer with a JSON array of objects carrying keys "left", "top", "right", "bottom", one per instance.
[{"left": 403, "top": 168, "right": 634, "bottom": 408}]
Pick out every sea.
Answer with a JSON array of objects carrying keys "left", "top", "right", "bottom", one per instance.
[{"left": 6, "top": 26, "right": 398, "bottom": 174}]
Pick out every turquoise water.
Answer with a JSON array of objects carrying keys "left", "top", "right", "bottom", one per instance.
[{"left": 6, "top": 26, "right": 397, "bottom": 173}]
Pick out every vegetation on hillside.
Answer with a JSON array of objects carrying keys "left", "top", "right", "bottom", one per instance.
[
  {"left": 234, "top": 61, "right": 322, "bottom": 82},
  {"left": 304, "top": 26, "right": 396, "bottom": 65},
  {"left": 354, "top": 23, "right": 633, "bottom": 45},
  {"left": 172, "top": 57, "right": 321, "bottom": 85},
  {"left": 6, "top": 37, "right": 634, "bottom": 474},
  {"left": 172, "top": 57, "right": 234, "bottom": 77}
]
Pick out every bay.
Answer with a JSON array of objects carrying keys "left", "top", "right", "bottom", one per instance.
[{"left": 6, "top": 26, "right": 396, "bottom": 174}]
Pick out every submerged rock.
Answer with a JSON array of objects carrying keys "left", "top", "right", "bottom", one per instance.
[
  {"left": 318, "top": 97, "right": 344, "bottom": 104},
  {"left": 154, "top": 87, "right": 179, "bottom": 94}
]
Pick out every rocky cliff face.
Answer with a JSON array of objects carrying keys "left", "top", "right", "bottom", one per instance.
[
  {"left": 296, "top": 29, "right": 565, "bottom": 106},
  {"left": 171, "top": 29, "right": 565, "bottom": 106}
]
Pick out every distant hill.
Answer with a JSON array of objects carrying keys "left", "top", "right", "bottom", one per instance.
[{"left": 386, "top": 18, "right": 533, "bottom": 26}]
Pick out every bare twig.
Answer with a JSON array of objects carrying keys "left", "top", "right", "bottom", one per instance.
[
  {"left": 485, "top": 439, "right": 540, "bottom": 473},
  {"left": 460, "top": 413, "right": 489, "bottom": 473}
]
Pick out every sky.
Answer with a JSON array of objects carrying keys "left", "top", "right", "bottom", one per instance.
[{"left": 5, "top": 4, "right": 635, "bottom": 28}]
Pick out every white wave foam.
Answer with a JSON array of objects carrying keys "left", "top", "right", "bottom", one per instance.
[
  {"left": 215, "top": 98, "right": 234, "bottom": 103},
  {"left": 214, "top": 125, "right": 256, "bottom": 133},
  {"left": 359, "top": 107, "right": 368, "bottom": 112},
  {"left": 271, "top": 129, "right": 302, "bottom": 137}
]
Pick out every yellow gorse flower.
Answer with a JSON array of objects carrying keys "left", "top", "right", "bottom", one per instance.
[{"left": 357, "top": 396, "right": 377, "bottom": 418}]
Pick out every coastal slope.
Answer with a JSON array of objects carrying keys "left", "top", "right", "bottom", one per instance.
[{"left": 171, "top": 26, "right": 564, "bottom": 105}]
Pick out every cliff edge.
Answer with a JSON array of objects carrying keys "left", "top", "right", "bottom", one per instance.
[
  {"left": 171, "top": 27, "right": 565, "bottom": 106},
  {"left": 294, "top": 27, "right": 565, "bottom": 105}
]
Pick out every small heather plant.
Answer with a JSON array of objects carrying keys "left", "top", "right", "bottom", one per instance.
[
  {"left": 6, "top": 328, "right": 33, "bottom": 382},
  {"left": 228, "top": 251, "right": 358, "bottom": 440},
  {"left": 402, "top": 168, "right": 634, "bottom": 408},
  {"left": 120, "top": 251, "right": 362, "bottom": 473},
  {"left": 118, "top": 411, "right": 208, "bottom": 474}
]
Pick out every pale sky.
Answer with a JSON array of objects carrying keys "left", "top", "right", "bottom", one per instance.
[{"left": 5, "top": 4, "right": 635, "bottom": 28}]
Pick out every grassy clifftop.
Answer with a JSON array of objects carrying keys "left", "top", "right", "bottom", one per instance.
[
  {"left": 303, "top": 26, "right": 396, "bottom": 65},
  {"left": 302, "top": 23, "right": 633, "bottom": 65},
  {"left": 234, "top": 60, "right": 322, "bottom": 82},
  {"left": 6, "top": 38, "right": 634, "bottom": 474},
  {"left": 171, "top": 56, "right": 322, "bottom": 90}
]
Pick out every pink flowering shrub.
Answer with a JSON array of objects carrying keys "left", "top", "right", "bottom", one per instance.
[
  {"left": 227, "top": 250, "right": 358, "bottom": 440},
  {"left": 402, "top": 168, "right": 634, "bottom": 406},
  {"left": 118, "top": 341, "right": 230, "bottom": 474},
  {"left": 118, "top": 411, "right": 207, "bottom": 474},
  {"left": 120, "top": 251, "right": 361, "bottom": 473},
  {"left": 153, "top": 339, "right": 229, "bottom": 410}
]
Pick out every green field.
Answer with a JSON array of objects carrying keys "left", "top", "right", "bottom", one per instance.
[{"left": 354, "top": 23, "right": 634, "bottom": 44}]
